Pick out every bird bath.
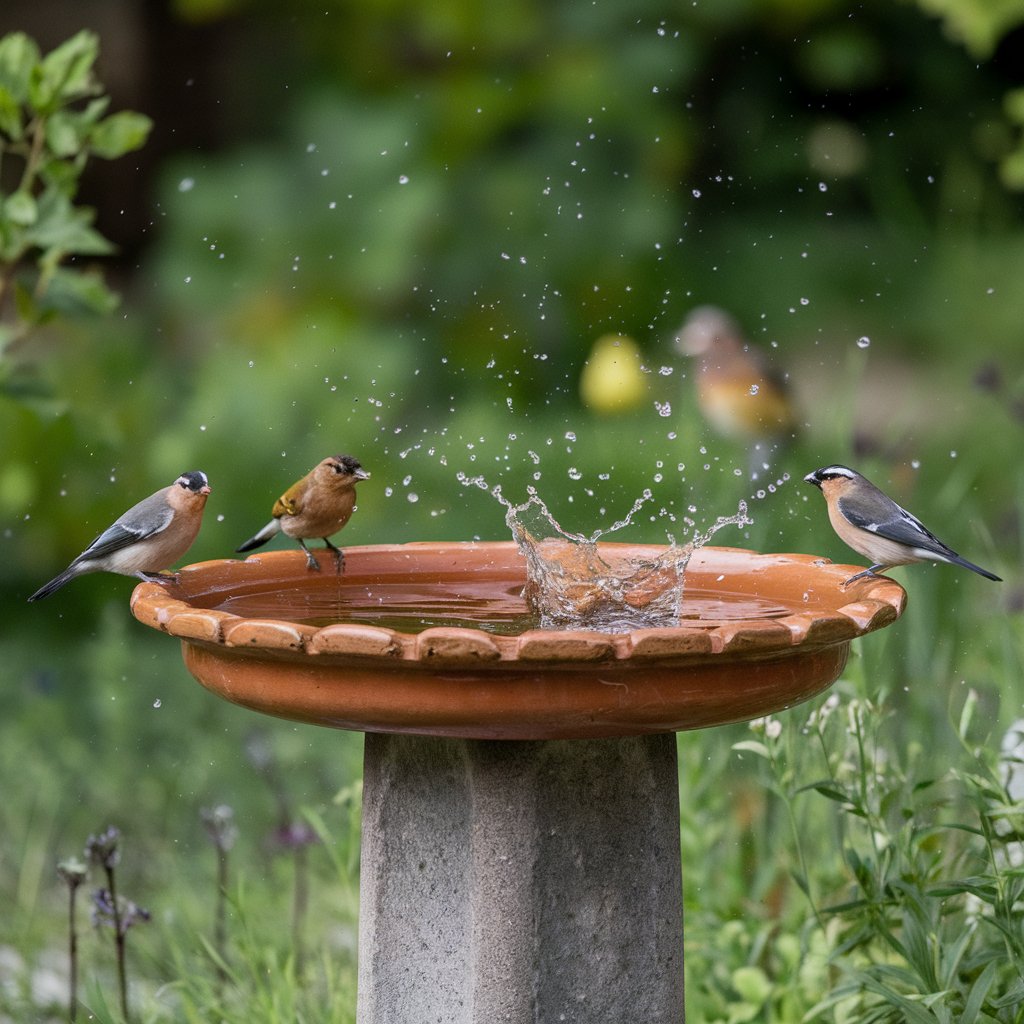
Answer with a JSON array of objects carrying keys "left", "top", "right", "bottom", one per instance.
[{"left": 131, "top": 541, "right": 905, "bottom": 1022}]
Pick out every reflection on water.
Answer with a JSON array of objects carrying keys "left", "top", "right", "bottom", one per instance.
[{"left": 206, "top": 577, "right": 786, "bottom": 637}]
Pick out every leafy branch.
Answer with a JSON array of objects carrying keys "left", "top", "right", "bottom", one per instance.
[{"left": 0, "top": 30, "right": 151, "bottom": 357}]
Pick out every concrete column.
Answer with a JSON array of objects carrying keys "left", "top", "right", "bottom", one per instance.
[{"left": 357, "top": 732, "right": 685, "bottom": 1023}]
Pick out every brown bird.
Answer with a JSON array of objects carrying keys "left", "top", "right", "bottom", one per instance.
[
  {"left": 236, "top": 455, "right": 369, "bottom": 571},
  {"left": 676, "top": 306, "right": 798, "bottom": 476},
  {"left": 28, "top": 471, "right": 212, "bottom": 601}
]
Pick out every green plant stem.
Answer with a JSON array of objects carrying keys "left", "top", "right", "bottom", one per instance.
[
  {"left": 292, "top": 844, "right": 308, "bottom": 976},
  {"left": 104, "top": 864, "right": 129, "bottom": 1023},
  {"left": 67, "top": 883, "right": 79, "bottom": 1023},
  {"left": 0, "top": 263, "right": 15, "bottom": 323},
  {"left": 850, "top": 706, "right": 885, "bottom": 868},
  {"left": 214, "top": 845, "right": 229, "bottom": 987},
  {"left": 17, "top": 116, "right": 45, "bottom": 193},
  {"left": 768, "top": 739, "right": 825, "bottom": 931}
]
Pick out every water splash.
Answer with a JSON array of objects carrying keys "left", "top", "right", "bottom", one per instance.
[{"left": 462, "top": 476, "right": 751, "bottom": 631}]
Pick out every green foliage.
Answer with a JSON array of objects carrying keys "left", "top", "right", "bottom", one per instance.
[
  {"left": 0, "top": 30, "right": 151, "bottom": 356},
  {"left": 915, "top": 0, "right": 1024, "bottom": 58},
  {"left": 681, "top": 680, "right": 1024, "bottom": 1023}
]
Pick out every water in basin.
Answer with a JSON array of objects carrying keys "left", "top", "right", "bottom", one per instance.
[{"left": 203, "top": 483, "right": 769, "bottom": 634}]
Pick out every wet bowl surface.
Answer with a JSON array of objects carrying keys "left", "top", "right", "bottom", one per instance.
[{"left": 130, "top": 542, "right": 905, "bottom": 740}]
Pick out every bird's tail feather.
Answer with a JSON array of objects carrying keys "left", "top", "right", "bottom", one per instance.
[
  {"left": 947, "top": 552, "right": 1001, "bottom": 582},
  {"left": 236, "top": 520, "right": 280, "bottom": 553},
  {"left": 27, "top": 567, "right": 80, "bottom": 602}
]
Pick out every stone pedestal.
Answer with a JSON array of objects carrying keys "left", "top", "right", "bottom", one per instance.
[{"left": 357, "top": 732, "right": 685, "bottom": 1023}]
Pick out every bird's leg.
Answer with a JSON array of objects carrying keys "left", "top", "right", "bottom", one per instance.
[
  {"left": 322, "top": 538, "right": 344, "bottom": 574},
  {"left": 297, "top": 539, "right": 321, "bottom": 571},
  {"left": 842, "top": 564, "right": 888, "bottom": 587},
  {"left": 136, "top": 570, "right": 177, "bottom": 584}
]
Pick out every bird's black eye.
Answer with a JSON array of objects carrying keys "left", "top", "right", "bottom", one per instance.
[{"left": 332, "top": 462, "right": 343, "bottom": 473}]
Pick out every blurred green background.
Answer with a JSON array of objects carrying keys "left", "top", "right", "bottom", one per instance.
[
  {"left": 1, "top": 0, "right": 1023, "bottom": 1020},
  {"left": 4, "top": 0, "right": 1024, "bottom": 575}
]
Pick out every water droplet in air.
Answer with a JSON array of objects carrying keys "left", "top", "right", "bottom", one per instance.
[
  {"left": 856, "top": 336, "right": 870, "bottom": 349},
  {"left": 153, "top": 699, "right": 162, "bottom": 709}
]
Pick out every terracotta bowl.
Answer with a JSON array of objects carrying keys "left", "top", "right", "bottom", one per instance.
[{"left": 130, "top": 542, "right": 905, "bottom": 740}]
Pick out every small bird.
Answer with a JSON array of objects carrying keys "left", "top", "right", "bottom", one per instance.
[
  {"left": 676, "top": 306, "right": 798, "bottom": 477},
  {"left": 804, "top": 464, "right": 1001, "bottom": 586},
  {"left": 28, "top": 471, "right": 212, "bottom": 601},
  {"left": 236, "top": 455, "right": 369, "bottom": 571}
]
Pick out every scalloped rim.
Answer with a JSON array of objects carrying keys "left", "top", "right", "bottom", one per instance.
[{"left": 130, "top": 543, "right": 905, "bottom": 669}]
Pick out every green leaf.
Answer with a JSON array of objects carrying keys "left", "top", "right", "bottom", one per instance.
[
  {"left": 29, "top": 30, "right": 99, "bottom": 112},
  {"left": 38, "top": 155, "right": 83, "bottom": 192},
  {"left": 45, "top": 109, "right": 82, "bottom": 156},
  {"left": 3, "top": 190, "right": 37, "bottom": 226},
  {"left": 89, "top": 110, "right": 153, "bottom": 158},
  {"left": 26, "top": 187, "right": 114, "bottom": 256},
  {"left": 731, "top": 740, "right": 770, "bottom": 759},
  {"left": 13, "top": 278, "right": 40, "bottom": 322},
  {"left": 78, "top": 95, "right": 111, "bottom": 130},
  {"left": 731, "top": 965, "right": 772, "bottom": 1006},
  {"left": 43, "top": 266, "right": 120, "bottom": 316},
  {"left": 0, "top": 32, "right": 39, "bottom": 102},
  {"left": 807, "top": 781, "right": 859, "bottom": 808},
  {"left": 1005, "top": 88, "right": 1024, "bottom": 125},
  {"left": 0, "top": 84, "right": 22, "bottom": 139},
  {"left": 725, "top": 1002, "right": 759, "bottom": 1024}
]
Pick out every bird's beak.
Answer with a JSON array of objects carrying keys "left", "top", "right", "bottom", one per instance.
[
  {"left": 200, "top": 484, "right": 212, "bottom": 495},
  {"left": 356, "top": 470, "right": 370, "bottom": 481},
  {"left": 803, "top": 471, "right": 819, "bottom": 487}
]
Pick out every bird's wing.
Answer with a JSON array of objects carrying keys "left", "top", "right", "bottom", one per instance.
[
  {"left": 78, "top": 493, "right": 175, "bottom": 562},
  {"left": 273, "top": 492, "right": 301, "bottom": 517},
  {"left": 837, "top": 493, "right": 952, "bottom": 555}
]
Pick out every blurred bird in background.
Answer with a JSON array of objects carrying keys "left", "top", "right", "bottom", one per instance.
[
  {"left": 237, "top": 454, "right": 369, "bottom": 571},
  {"left": 804, "top": 464, "right": 1002, "bottom": 586},
  {"left": 28, "top": 471, "right": 212, "bottom": 601},
  {"left": 676, "top": 306, "right": 798, "bottom": 478}
]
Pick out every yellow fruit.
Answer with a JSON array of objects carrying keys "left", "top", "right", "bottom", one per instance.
[{"left": 579, "top": 334, "right": 648, "bottom": 414}]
